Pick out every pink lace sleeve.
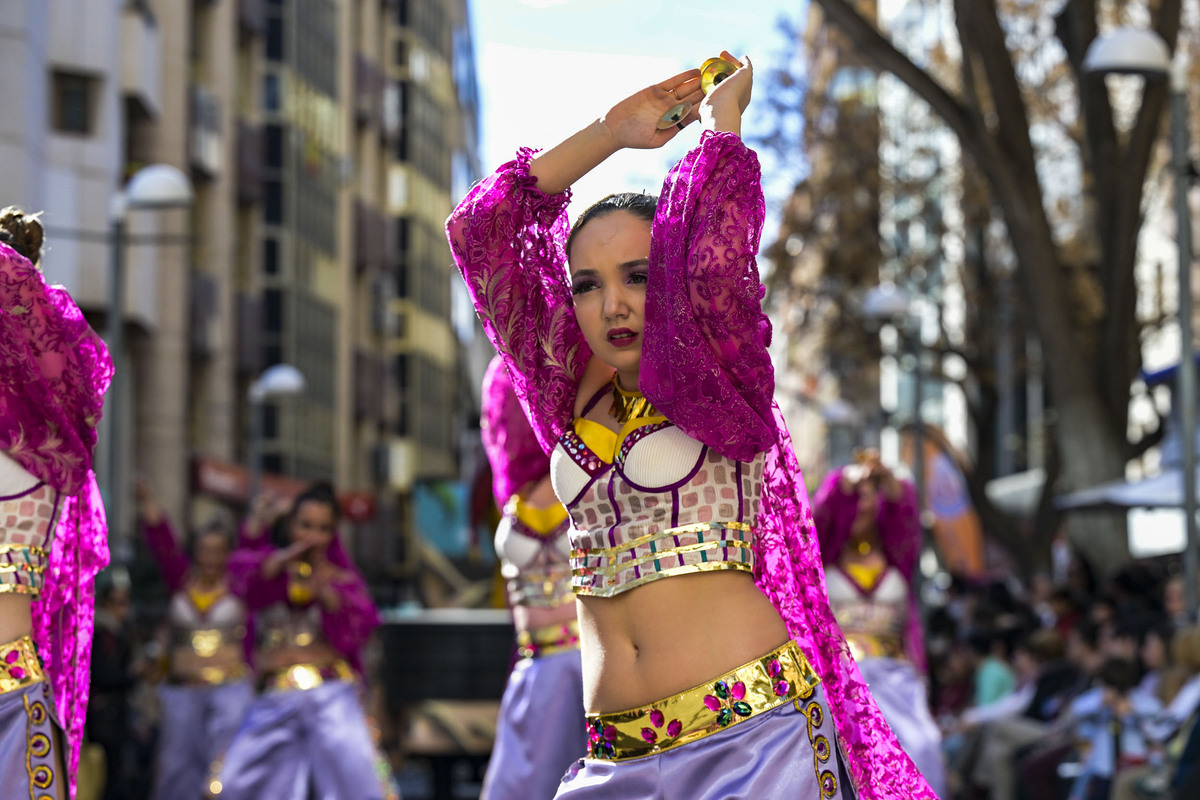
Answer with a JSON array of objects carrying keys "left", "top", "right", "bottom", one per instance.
[
  {"left": 481, "top": 354, "right": 550, "bottom": 506},
  {"left": 641, "top": 130, "right": 775, "bottom": 462},
  {"left": 446, "top": 149, "right": 590, "bottom": 454},
  {"left": 756, "top": 411, "right": 937, "bottom": 798},
  {"left": 141, "top": 517, "right": 189, "bottom": 595},
  {"left": 320, "top": 571, "right": 381, "bottom": 674}
]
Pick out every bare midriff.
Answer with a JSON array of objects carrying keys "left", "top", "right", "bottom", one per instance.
[
  {"left": 170, "top": 641, "right": 247, "bottom": 682},
  {"left": 0, "top": 594, "right": 32, "bottom": 647},
  {"left": 257, "top": 641, "right": 341, "bottom": 675},
  {"left": 512, "top": 600, "right": 578, "bottom": 636},
  {"left": 577, "top": 569, "right": 790, "bottom": 713}
]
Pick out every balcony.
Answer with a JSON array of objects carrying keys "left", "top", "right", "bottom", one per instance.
[
  {"left": 354, "top": 349, "right": 388, "bottom": 422},
  {"left": 237, "top": 0, "right": 267, "bottom": 38},
  {"left": 354, "top": 200, "right": 390, "bottom": 274},
  {"left": 120, "top": 2, "right": 162, "bottom": 115},
  {"left": 190, "top": 85, "right": 223, "bottom": 179},
  {"left": 236, "top": 121, "right": 264, "bottom": 205},
  {"left": 354, "top": 54, "right": 385, "bottom": 129}
]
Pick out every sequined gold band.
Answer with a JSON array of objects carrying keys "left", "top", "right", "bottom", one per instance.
[
  {"left": 0, "top": 635, "right": 44, "bottom": 694},
  {"left": 0, "top": 545, "right": 47, "bottom": 557},
  {"left": 516, "top": 619, "right": 580, "bottom": 659},
  {"left": 844, "top": 632, "right": 904, "bottom": 661},
  {"left": 262, "top": 659, "right": 356, "bottom": 692},
  {"left": 585, "top": 640, "right": 820, "bottom": 761},
  {"left": 573, "top": 559, "right": 755, "bottom": 598},
  {"left": 571, "top": 521, "right": 752, "bottom": 558},
  {"left": 508, "top": 569, "right": 575, "bottom": 609}
]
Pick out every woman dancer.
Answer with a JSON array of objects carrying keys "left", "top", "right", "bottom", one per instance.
[
  {"left": 135, "top": 480, "right": 254, "bottom": 800},
  {"left": 448, "top": 55, "right": 934, "bottom": 797},
  {"left": 480, "top": 354, "right": 586, "bottom": 799},
  {"left": 215, "top": 481, "right": 396, "bottom": 799},
  {"left": 0, "top": 207, "right": 112, "bottom": 799},
  {"left": 813, "top": 453, "right": 947, "bottom": 796}
]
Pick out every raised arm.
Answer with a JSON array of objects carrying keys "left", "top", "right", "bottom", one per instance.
[
  {"left": 447, "top": 69, "right": 702, "bottom": 452},
  {"left": 641, "top": 56, "right": 776, "bottom": 461},
  {"left": 135, "top": 479, "right": 188, "bottom": 593}
]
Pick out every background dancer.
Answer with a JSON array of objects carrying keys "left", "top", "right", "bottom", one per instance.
[{"left": 479, "top": 355, "right": 586, "bottom": 799}]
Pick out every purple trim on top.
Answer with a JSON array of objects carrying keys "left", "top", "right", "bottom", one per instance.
[
  {"left": 581, "top": 383, "right": 611, "bottom": 416},
  {"left": 0, "top": 481, "right": 46, "bottom": 502},
  {"left": 605, "top": 463, "right": 622, "bottom": 549},
  {"left": 834, "top": 563, "right": 892, "bottom": 599},
  {"left": 736, "top": 460, "right": 745, "bottom": 522}
]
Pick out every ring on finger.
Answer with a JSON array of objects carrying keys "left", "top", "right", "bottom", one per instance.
[{"left": 667, "top": 87, "right": 680, "bottom": 100}]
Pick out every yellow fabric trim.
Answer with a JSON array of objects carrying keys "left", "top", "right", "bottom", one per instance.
[
  {"left": 585, "top": 640, "right": 820, "bottom": 760},
  {"left": 573, "top": 413, "right": 670, "bottom": 465},
  {"left": 571, "top": 521, "right": 752, "bottom": 558},
  {"left": 573, "top": 539, "right": 752, "bottom": 577},
  {"left": 508, "top": 496, "right": 569, "bottom": 535},
  {"left": 843, "top": 562, "right": 885, "bottom": 592},
  {"left": 573, "top": 560, "right": 754, "bottom": 598}
]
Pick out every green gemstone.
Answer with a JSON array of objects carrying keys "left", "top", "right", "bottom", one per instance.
[
  {"left": 717, "top": 708, "right": 734, "bottom": 727},
  {"left": 732, "top": 701, "right": 753, "bottom": 717},
  {"left": 714, "top": 680, "right": 729, "bottom": 699}
]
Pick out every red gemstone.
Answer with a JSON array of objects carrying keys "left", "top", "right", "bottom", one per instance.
[
  {"left": 3, "top": 650, "right": 17, "bottom": 664},
  {"left": 767, "top": 659, "right": 782, "bottom": 677},
  {"left": 667, "top": 719, "right": 683, "bottom": 738},
  {"left": 603, "top": 725, "right": 617, "bottom": 742},
  {"left": 9, "top": 667, "right": 25, "bottom": 680},
  {"left": 774, "top": 680, "right": 791, "bottom": 697},
  {"left": 640, "top": 727, "right": 658, "bottom": 744},
  {"left": 731, "top": 681, "right": 746, "bottom": 700},
  {"left": 649, "top": 709, "right": 665, "bottom": 728},
  {"left": 703, "top": 694, "right": 721, "bottom": 712}
]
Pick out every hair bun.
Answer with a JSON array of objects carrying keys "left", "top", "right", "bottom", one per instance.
[{"left": 0, "top": 206, "right": 45, "bottom": 265}]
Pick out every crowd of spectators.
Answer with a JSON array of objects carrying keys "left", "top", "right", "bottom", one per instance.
[{"left": 930, "top": 547, "right": 1200, "bottom": 800}]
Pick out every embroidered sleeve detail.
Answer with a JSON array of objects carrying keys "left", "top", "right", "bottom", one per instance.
[{"left": 447, "top": 149, "right": 591, "bottom": 454}]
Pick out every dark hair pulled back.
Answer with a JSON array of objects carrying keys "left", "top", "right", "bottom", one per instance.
[
  {"left": 565, "top": 192, "right": 658, "bottom": 260},
  {"left": 0, "top": 206, "right": 44, "bottom": 266},
  {"left": 291, "top": 480, "right": 341, "bottom": 525}
]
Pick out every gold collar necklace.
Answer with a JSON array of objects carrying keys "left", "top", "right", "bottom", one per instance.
[{"left": 608, "top": 374, "right": 658, "bottom": 425}]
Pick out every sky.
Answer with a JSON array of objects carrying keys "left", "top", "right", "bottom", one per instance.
[{"left": 468, "top": 0, "right": 808, "bottom": 216}]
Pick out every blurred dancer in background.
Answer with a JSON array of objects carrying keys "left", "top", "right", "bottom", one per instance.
[
  {"left": 135, "top": 479, "right": 254, "bottom": 800},
  {"left": 479, "top": 355, "right": 585, "bottom": 799}
]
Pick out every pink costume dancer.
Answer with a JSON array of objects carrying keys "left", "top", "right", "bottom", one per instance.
[
  {"left": 138, "top": 498, "right": 254, "bottom": 800},
  {"left": 479, "top": 354, "right": 586, "bottom": 799},
  {"left": 216, "top": 482, "right": 398, "bottom": 800},
  {"left": 813, "top": 463, "right": 948, "bottom": 796},
  {"left": 0, "top": 235, "right": 112, "bottom": 799},
  {"left": 447, "top": 59, "right": 935, "bottom": 798}
]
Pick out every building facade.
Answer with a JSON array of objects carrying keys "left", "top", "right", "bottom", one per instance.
[{"left": 0, "top": 0, "right": 480, "bottom": 590}]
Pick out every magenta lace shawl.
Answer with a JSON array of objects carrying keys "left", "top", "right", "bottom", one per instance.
[
  {"left": 812, "top": 467, "right": 927, "bottom": 673},
  {"left": 481, "top": 354, "right": 551, "bottom": 507},
  {"left": 227, "top": 537, "right": 381, "bottom": 675},
  {"left": 0, "top": 243, "right": 112, "bottom": 795},
  {"left": 447, "top": 132, "right": 936, "bottom": 797}
]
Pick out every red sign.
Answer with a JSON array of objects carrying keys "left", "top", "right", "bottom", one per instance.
[{"left": 192, "top": 456, "right": 377, "bottom": 521}]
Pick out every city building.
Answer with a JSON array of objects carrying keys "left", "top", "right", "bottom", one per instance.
[{"left": 0, "top": 0, "right": 481, "bottom": 592}]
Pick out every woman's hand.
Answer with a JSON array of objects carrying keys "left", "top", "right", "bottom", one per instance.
[
  {"left": 599, "top": 69, "right": 704, "bottom": 150},
  {"left": 699, "top": 52, "right": 753, "bottom": 135},
  {"left": 530, "top": 68, "right": 702, "bottom": 194}
]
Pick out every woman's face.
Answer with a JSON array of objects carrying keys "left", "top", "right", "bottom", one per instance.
[
  {"left": 290, "top": 500, "right": 337, "bottom": 554},
  {"left": 194, "top": 531, "right": 230, "bottom": 581},
  {"left": 568, "top": 211, "right": 652, "bottom": 389}
]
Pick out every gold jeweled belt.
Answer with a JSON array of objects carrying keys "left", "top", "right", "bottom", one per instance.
[
  {"left": 262, "top": 659, "right": 356, "bottom": 692},
  {"left": 584, "top": 639, "right": 820, "bottom": 761},
  {"left": 516, "top": 619, "right": 580, "bottom": 660},
  {"left": 0, "top": 635, "right": 44, "bottom": 694}
]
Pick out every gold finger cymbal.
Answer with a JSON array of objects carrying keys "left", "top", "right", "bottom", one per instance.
[
  {"left": 700, "top": 57, "right": 737, "bottom": 95},
  {"left": 656, "top": 101, "right": 692, "bottom": 130}
]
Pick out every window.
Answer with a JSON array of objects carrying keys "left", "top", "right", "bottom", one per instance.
[{"left": 51, "top": 71, "right": 96, "bottom": 135}]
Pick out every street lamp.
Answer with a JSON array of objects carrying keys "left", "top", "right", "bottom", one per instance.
[
  {"left": 247, "top": 364, "right": 307, "bottom": 503},
  {"left": 104, "top": 164, "right": 193, "bottom": 557},
  {"left": 1085, "top": 29, "right": 1196, "bottom": 615}
]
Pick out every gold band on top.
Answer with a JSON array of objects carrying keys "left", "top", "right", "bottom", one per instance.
[
  {"left": 585, "top": 640, "right": 820, "bottom": 761},
  {"left": 571, "top": 521, "right": 751, "bottom": 559}
]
